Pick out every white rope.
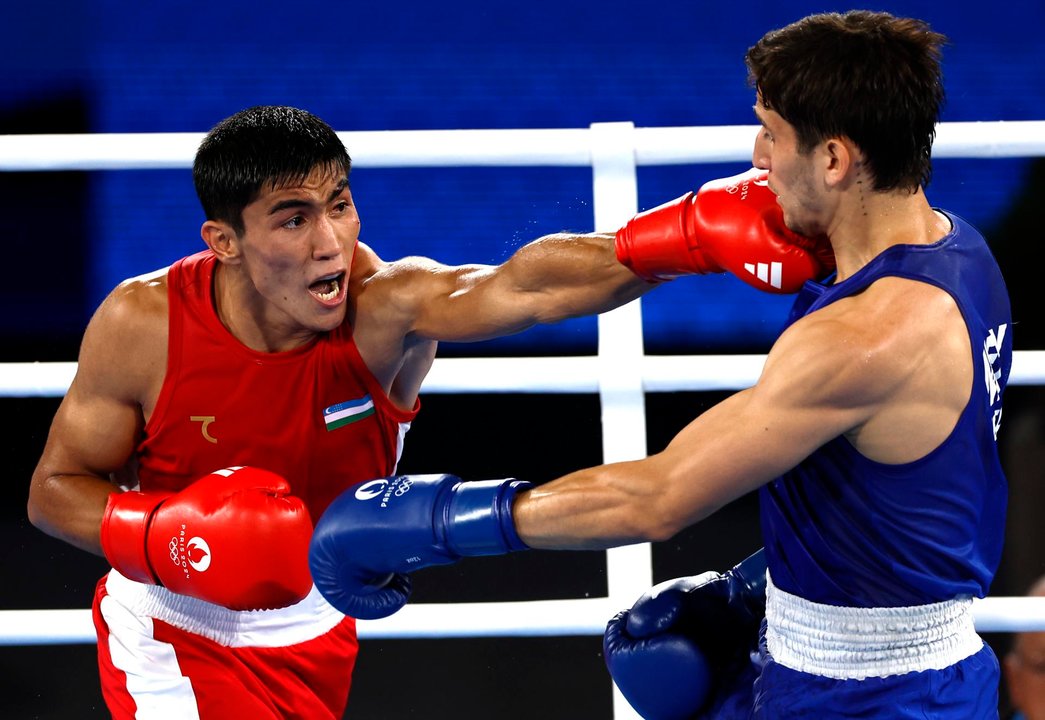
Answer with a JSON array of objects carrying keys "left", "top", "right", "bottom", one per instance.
[
  {"left": 3, "top": 595, "right": 1043, "bottom": 646},
  {"left": 2, "top": 121, "right": 1044, "bottom": 171},
  {"left": 4, "top": 351, "right": 1045, "bottom": 398}
]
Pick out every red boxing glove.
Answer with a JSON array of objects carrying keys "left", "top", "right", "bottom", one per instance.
[
  {"left": 615, "top": 168, "right": 835, "bottom": 293},
  {"left": 100, "top": 466, "right": 313, "bottom": 611}
]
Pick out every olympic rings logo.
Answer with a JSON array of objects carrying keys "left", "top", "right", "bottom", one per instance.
[
  {"left": 393, "top": 478, "right": 413, "bottom": 497},
  {"left": 166, "top": 535, "right": 212, "bottom": 573}
]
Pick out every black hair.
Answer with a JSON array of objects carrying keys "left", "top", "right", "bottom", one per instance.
[
  {"left": 193, "top": 105, "right": 351, "bottom": 234},
  {"left": 746, "top": 10, "right": 947, "bottom": 192}
]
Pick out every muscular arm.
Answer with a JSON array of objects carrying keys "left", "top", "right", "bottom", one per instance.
[
  {"left": 512, "top": 278, "right": 971, "bottom": 549},
  {"left": 364, "top": 232, "right": 651, "bottom": 344},
  {"left": 350, "top": 233, "right": 652, "bottom": 406},
  {"left": 512, "top": 363, "right": 836, "bottom": 549},
  {"left": 27, "top": 273, "right": 167, "bottom": 555}
]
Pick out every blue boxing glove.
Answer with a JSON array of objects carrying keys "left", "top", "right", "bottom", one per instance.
[
  {"left": 308, "top": 474, "right": 531, "bottom": 619},
  {"left": 603, "top": 549, "right": 767, "bottom": 720}
]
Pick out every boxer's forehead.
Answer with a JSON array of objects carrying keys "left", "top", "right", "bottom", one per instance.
[
  {"left": 263, "top": 174, "right": 347, "bottom": 208},
  {"left": 263, "top": 163, "right": 348, "bottom": 197}
]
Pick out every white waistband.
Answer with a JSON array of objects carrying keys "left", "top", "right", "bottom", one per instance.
[
  {"left": 104, "top": 570, "right": 347, "bottom": 648},
  {"left": 765, "top": 572, "right": 982, "bottom": 680}
]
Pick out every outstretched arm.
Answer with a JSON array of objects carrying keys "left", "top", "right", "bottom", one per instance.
[
  {"left": 367, "top": 230, "right": 650, "bottom": 345},
  {"left": 358, "top": 167, "right": 834, "bottom": 347},
  {"left": 513, "top": 278, "right": 968, "bottom": 547},
  {"left": 511, "top": 305, "right": 874, "bottom": 548}
]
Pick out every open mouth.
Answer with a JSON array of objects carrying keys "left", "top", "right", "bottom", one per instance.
[{"left": 309, "top": 272, "right": 345, "bottom": 302}]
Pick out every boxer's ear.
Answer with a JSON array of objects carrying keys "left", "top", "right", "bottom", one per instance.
[{"left": 201, "top": 220, "right": 242, "bottom": 265}]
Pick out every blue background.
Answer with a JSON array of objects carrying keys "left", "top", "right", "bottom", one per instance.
[
  {"left": 2, "top": 3, "right": 1044, "bottom": 718},
  {"left": 3, "top": 0, "right": 1043, "bottom": 355}
]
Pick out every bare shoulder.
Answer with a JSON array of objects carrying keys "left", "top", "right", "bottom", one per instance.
[
  {"left": 841, "top": 276, "right": 966, "bottom": 376},
  {"left": 353, "top": 243, "right": 484, "bottom": 327},
  {"left": 351, "top": 244, "right": 424, "bottom": 311},
  {"left": 755, "top": 275, "right": 969, "bottom": 453},
  {"left": 76, "top": 266, "right": 170, "bottom": 405},
  {"left": 351, "top": 241, "right": 445, "bottom": 281},
  {"left": 346, "top": 244, "right": 445, "bottom": 394},
  {"left": 769, "top": 277, "right": 963, "bottom": 393},
  {"left": 348, "top": 241, "right": 384, "bottom": 283}
]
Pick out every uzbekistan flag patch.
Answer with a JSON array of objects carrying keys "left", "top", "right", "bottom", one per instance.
[{"left": 323, "top": 395, "right": 375, "bottom": 431}]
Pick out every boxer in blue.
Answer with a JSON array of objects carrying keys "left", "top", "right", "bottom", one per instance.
[{"left": 307, "top": 10, "right": 1012, "bottom": 718}]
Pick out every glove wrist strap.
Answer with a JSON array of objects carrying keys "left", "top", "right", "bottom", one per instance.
[
  {"left": 100, "top": 491, "right": 169, "bottom": 585},
  {"left": 730, "top": 548, "right": 768, "bottom": 614},
  {"left": 446, "top": 480, "right": 532, "bottom": 555},
  {"left": 615, "top": 192, "right": 716, "bottom": 281}
]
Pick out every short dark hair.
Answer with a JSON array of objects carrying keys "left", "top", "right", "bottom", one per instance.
[
  {"left": 745, "top": 10, "right": 947, "bottom": 193},
  {"left": 193, "top": 106, "right": 351, "bottom": 235}
]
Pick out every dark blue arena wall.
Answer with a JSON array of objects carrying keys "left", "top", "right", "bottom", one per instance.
[
  {"left": 2, "top": 0, "right": 1043, "bottom": 355},
  {"left": 2, "top": 4, "right": 1044, "bottom": 718}
]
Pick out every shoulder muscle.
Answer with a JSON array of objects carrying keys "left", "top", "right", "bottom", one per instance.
[{"left": 76, "top": 269, "right": 170, "bottom": 404}]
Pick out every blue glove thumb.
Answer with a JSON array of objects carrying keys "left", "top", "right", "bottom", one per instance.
[{"left": 604, "top": 608, "right": 713, "bottom": 720}]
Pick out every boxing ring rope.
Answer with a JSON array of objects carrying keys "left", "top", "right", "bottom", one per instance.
[
  {"left": 3, "top": 119, "right": 1045, "bottom": 718},
  {"left": 5, "top": 352, "right": 1045, "bottom": 398},
  {"left": 2, "top": 121, "right": 1044, "bottom": 170}
]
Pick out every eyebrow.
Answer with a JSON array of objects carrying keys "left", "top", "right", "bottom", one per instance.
[
  {"left": 266, "top": 177, "right": 349, "bottom": 216},
  {"left": 267, "top": 198, "right": 309, "bottom": 216}
]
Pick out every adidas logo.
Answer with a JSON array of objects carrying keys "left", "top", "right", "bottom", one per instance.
[{"left": 744, "top": 261, "right": 783, "bottom": 289}]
